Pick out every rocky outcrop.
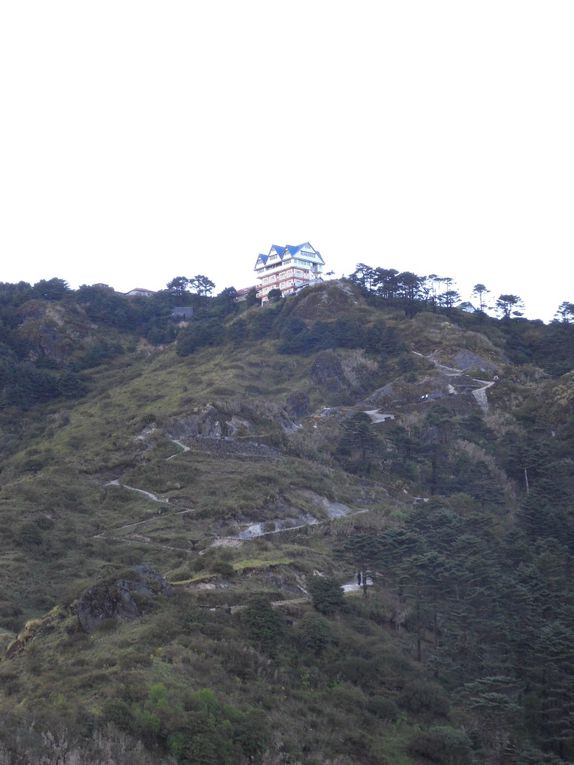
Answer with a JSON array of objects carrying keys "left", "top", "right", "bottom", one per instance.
[
  {"left": 75, "top": 565, "right": 172, "bottom": 633},
  {"left": 452, "top": 349, "right": 499, "bottom": 374},
  {"left": 168, "top": 399, "right": 298, "bottom": 443},
  {"left": 310, "top": 350, "right": 382, "bottom": 404},
  {"left": 168, "top": 403, "right": 259, "bottom": 441},
  {"left": 309, "top": 353, "right": 352, "bottom": 403},
  {"left": 168, "top": 404, "right": 229, "bottom": 440}
]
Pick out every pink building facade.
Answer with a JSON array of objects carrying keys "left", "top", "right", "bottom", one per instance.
[{"left": 254, "top": 243, "right": 324, "bottom": 302}]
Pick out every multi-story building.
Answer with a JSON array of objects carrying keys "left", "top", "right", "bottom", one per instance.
[{"left": 254, "top": 243, "right": 324, "bottom": 302}]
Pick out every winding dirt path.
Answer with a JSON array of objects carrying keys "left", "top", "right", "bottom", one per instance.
[
  {"left": 98, "top": 477, "right": 366, "bottom": 556},
  {"left": 94, "top": 506, "right": 195, "bottom": 537},
  {"left": 363, "top": 410, "right": 395, "bottom": 423},
  {"left": 222, "top": 579, "right": 373, "bottom": 615},
  {"left": 94, "top": 534, "right": 197, "bottom": 554},
  {"left": 166, "top": 438, "right": 191, "bottom": 461},
  {"left": 95, "top": 480, "right": 196, "bottom": 552},
  {"left": 209, "top": 508, "right": 369, "bottom": 548},
  {"left": 98, "top": 420, "right": 374, "bottom": 566},
  {"left": 413, "top": 350, "right": 496, "bottom": 414},
  {"left": 105, "top": 479, "right": 170, "bottom": 505}
]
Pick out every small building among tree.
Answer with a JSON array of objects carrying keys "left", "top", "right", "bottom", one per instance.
[{"left": 171, "top": 306, "right": 194, "bottom": 323}]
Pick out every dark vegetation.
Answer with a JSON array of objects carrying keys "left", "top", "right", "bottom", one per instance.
[
  {"left": 2, "top": 266, "right": 573, "bottom": 411},
  {"left": 347, "top": 263, "right": 574, "bottom": 377},
  {"left": 0, "top": 269, "right": 573, "bottom": 763}
]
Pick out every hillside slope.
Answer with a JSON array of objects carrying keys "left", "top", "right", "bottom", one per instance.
[{"left": 0, "top": 282, "right": 573, "bottom": 764}]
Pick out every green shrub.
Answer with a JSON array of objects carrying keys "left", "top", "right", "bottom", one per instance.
[
  {"left": 330, "top": 656, "right": 374, "bottom": 689},
  {"left": 329, "top": 683, "right": 367, "bottom": 712},
  {"left": 176, "top": 320, "right": 225, "bottom": 356},
  {"left": 307, "top": 575, "right": 345, "bottom": 614},
  {"left": 399, "top": 679, "right": 449, "bottom": 716},
  {"left": 118, "top": 650, "right": 153, "bottom": 669},
  {"left": 164, "top": 690, "right": 269, "bottom": 764},
  {"left": 296, "top": 612, "right": 334, "bottom": 654},
  {"left": 407, "top": 725, "right": 472, "bottom": 764},
  {"left": 211, "top": 560, "right": 235, "bottom": 578},
  {"left": 366, "top": 695, "right": 400, "bottom": 721},
  {"left": 16, "top": 522, "right": 43, "bottom": 548},
  {"left": 102, "top": 699, "right": 134, "bottom": 732},
  {"left": 242, "top": 596, "right": 286, "bottom": 654}
]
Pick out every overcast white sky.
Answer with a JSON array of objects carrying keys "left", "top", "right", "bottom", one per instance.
[{"left": 1, "top": 1, "right": 573, "bottom": 321}]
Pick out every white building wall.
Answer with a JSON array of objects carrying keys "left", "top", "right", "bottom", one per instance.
[{"left": 255, "top": 245, "right": 324, "bottom": 302}]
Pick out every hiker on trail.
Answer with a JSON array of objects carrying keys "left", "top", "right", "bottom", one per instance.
[{"left": 357, "top": 571, "right": 362, "bottom": 586}]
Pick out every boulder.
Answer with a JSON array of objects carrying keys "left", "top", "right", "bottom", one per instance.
[{"left": 75, "top": 565, "right": 172, "bottom": 633}]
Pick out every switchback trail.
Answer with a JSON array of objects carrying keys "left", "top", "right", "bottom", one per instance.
[
  {"left": 166, "top": 438, "right": 191, "bottom": 461},
  {"left": 209, "top": 509, "right": 369, "bottom": 548},
  {"left": 105, "top": 479, "right": 170, "bottom": 505},
  {"left": 413, "top": 350, "right": 496, "bottom": 414},
  {"left": 94, "top": 480, "right": 196, "bottom": 552}
]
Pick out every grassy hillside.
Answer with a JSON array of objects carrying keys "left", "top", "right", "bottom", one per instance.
[{"left": 0, "top": 281, "right": 573, "bottom": 764}]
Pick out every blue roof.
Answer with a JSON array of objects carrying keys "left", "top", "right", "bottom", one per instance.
[
  {"left": 256, "top": 243, "right": 320, "bottom": 270},
  {"left": 270, "top": 243, "right": 313, "bottom": 258}
]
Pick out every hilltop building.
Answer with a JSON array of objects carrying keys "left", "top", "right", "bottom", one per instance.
[{"left": 254, "top": 243, "right": 324, "bottom": 302}]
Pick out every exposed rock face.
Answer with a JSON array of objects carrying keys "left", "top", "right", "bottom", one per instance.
[
  {"left": 16, "top": 302, "right": 75, "bottom": 364},
  {"left": 226, "top": 415, "right": 252, "bottom": 437},
  {"left": 310, "top": 350, "right": 381, "bottom": 404},
  {"left": 453, "top": 349, "right": 499, "bottom": 374},
  {"left": 75, "top": 565, "right": 172, "bottom": 633},
  {"left": 169, "top": 404, "right": 228, "bottom": 439},
  {"left": 168, "top": 399, "right": 298, "bottom": 442},
  {"left": 310, "top": 352, "right": 349, "bottom": 398},
  {"left": 169, "top": 403, "right": 256, "bottom": 440}
]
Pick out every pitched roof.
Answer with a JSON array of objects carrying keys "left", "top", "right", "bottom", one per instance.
[
  {"left": 255, "top": 242, "right": 323, "bottom": 269},
  {"left": 271, "top": 243, "right": 315, "bottom": 258}
]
